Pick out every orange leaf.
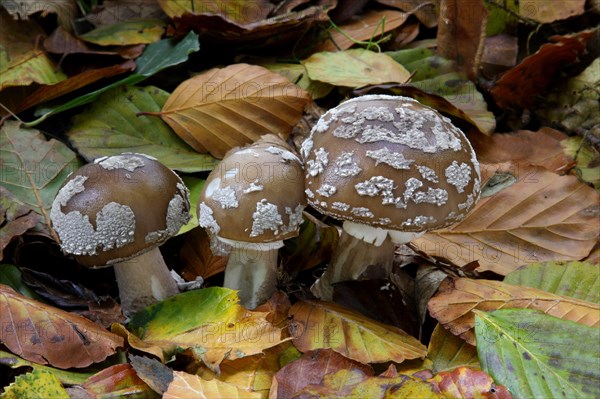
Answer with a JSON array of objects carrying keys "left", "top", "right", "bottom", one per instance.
[
  {"left": 159, "top": 63, "right": 310, "bottom": 158},
  {"left": 428, "top": 278, "right": 600, "bottom": 345},
  {"left": 428, "top": 366, "right": 513, "bottom": 399},
  {"left": 164, "top": 370, "right": 263, "bottom": 399},
  {"left": 0, "top": 285, "right": 123, "bottom": 369},
  {"left": 78, "top": 364, "right": 157, "bottom": 398},
  {"left": 413, "top": 162, "right": 600, "bottom": 275}
]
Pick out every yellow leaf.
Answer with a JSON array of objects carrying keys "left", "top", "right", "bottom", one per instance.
[
  {"left": 159, "top": 63, "right": 310, "bottom": 158},
  {"left": 1, "top": 369, "right": 68, "bottom": 399},
  {"left": 163, "top": 370, "right": 263, "bottom": 399},
  {"left": 288, "top": 301, "right": 426, "bottom": 364}
]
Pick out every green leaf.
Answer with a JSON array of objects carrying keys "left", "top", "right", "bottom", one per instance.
[
  {"left": 0, "top": 50, "right": 66, "bottom": 88},
  {"left": 179, "top": 176, "right": 205, "bottom": 234},
  {"left": 485, "top": 0, "right": 519, "bottom": 36},
  {"left": 67, "top": 85, "right": 218, "bottom": 172},
  {"left": 0, "top": 369, "right": 69, "bottom": 399},
  {"left": 23, "top": 31, "right": 200, "bottom": 127},
  {"left": 78, "top": 19, "right": 166, "bottom": 46},
  {"left": 475, "top": 309, "right": 600, "bottom": 399},
  {"left": 427, "top": 323, "right": 479, "bottom": 374},
  {"left": 0, "top": 121, "right": 83, "bottom": 236},
  {"left": 504, "top": 261, "right": 600, "bottom": 304},
  {"left": 0, "top": 265, "right": 41, "bottom": 300},
  {"left": 562, "top": 136, "right": 600, "bottom": 190},
  {"left": 262, "top": 62, "right": 334, "bottom": 99},
  {"left": 0, "top": 350, "right": 92, "bottom": 385}
]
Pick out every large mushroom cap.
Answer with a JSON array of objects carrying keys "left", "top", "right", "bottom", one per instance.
[
  {"left": 301, "top": 95, "right": 481, "bottom": 232},
  {"left": 50, "top": 153, "right": 191, "bottom": 267},
  {"left": 198, "top": 135, "right": 306, "bottom": 244}
]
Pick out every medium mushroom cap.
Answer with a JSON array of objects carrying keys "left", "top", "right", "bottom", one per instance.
[
  {"left": 50, "top": 153, "right": 191, "bottom": 267},
  {"left": 301, "top": 95, "right": 481, "bottom": 232},
  {"left": 199, "top": 135, "right": 306, "bottom": 244}
]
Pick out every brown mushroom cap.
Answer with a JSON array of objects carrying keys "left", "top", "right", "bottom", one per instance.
[
  {"left": 50, "top": 153, "right": 191, "bottom": 267},
  {"left": 301, "top": 95, "right": 481, "bottom": 232},
  {"left": 198, "top": 135, "right": 306, "bottom": 244}
]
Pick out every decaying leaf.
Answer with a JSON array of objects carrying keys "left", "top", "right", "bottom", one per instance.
[
  {"left": 67, "top": 85, "right": 218, "bottom": 173},
  {"left": 428, "top": 278, "right": 600, "bottom": 345},
  {"left": 163, "top": 370, "right": 263, "bottom": 399},
  {"left": 562, "top": 136, "right": 600, "bottom": 190},
  {"left": 288, "top": 300, "right": 426, "bottom": 364},
  {"left": 302, "top": 49, "right": 411, "bottom": 88},
  {"left": 0, "top": 284, "right": 123, "bottom": 369},
  {"left": 428, "top": 366, "right": 513, "bottom": 399},
  {"left": 71, "top": 363, "right": 159, "bottom": 399},
  {"left": 520, "top": 0, "right": 586, "bottom": 23},
  {"left": 0, "top": 187, "right": 41, "bottom": 258},
  {"left": 159, "top": 63, "right": 310, "bottom": 159},
  {"left": 427, "top": 323, "right": 479, "bottom": 374},
  {"left": 0, "top": 368, "right": 69, "bottom": 399},
  {"left": 179, "top": 226, "right": 227, "bottom": 281},
  {"left": 476, "top": 309, "right": 600, "bottom": 398},
  {"left": 413, "top": 162, "right": 600, "bottom": 275},
  {"left": 376, "top": 0, "right": 440, "bottom": 28},
  {"left": 129, "top": 354, "right": 174, "bottom": 396},
  {"left": 127, "top": 287, "right": 286, "bottom": 370},
  {"left": 270, "top": 349, "right": 374, "bottom": 399},
  {"left": 0, "top": 350, "right": 93, "bottom": 385},
  {"left": 78, "top": 19, "right": 166, "bottom": 46}
]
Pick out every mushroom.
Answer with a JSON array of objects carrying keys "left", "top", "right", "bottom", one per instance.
[
  {"left": 50, "top": 153, "right": 191, "bottom": 317},
  {"left": 301, "top": 95, "right": 481, "bottom": 300},
  {"left": 198, "top": 135, "right": 306, "bottom": 309}
]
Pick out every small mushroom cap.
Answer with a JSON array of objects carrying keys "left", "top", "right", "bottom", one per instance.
[
  {"left": 301, "top": 95, "right": 481, "bottom": 232},
  {"left": 50, "top": 153, "right": 191, "bottom": 267},
  {"left": 198, "top": 135, "right": 306, "bottom": 244}
]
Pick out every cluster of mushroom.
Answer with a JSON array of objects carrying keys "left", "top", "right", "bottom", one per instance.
[{"left": 51, "top": 95, "right": 480, "bottom": 314}]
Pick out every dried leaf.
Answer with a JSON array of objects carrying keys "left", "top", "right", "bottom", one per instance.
[
  {"left": 128, "top": 287, "right": 286, "bottom": 370},
  {"left": 428, "top": 278, "right": 600, "bottom": 345},
  {"left": 376, "top": 0, "right": 440, "bottom": 28},
  {"left": 67, "top": 85, "right": 218, "bottom": 173},
  {"left": 476, "top": 309, "right": 600, "bottom": 398},
  {"left": 0, "top": 265, "right": 42, "bottom": 300},
  {"left": 413, "top": 163, "right": 600, "bottom": 275},
  {"left": 562, "top": 136, "right": 600, "bottom": 189},
  {"left": 0, "top": 284, "right": 123, "bottom": 369},
  {"left": 288, "top": 300, "right": 426, "bottom": 364},
  {"left": 0, "top": 121, "right": 82, "bottom": 238},
  {"left": 2, "top": 0, "right": 76, "bottom": 31},
  {"left": 302, "top": 49, "right": 411, "bottom": 88},
  {"left": 428, "top": 366, "right": 513, "bottom": 399},
  {"left": 163, "top": 370, "right": 263, "bottom": 399},
  {"left": 0, "top": 350, "right": 92, "bottom": 385},
  {"left": 159, "top": 0, "right": 274, "bottom": 21},
  {"left": 270, "top": 349, "right": 373, "bottom": 399},
  {"left": 427, "top": 324, "right": 479, "bottom": 374},
  {"left": 0, "top": 187, "right": 41, "bottom": 257},
  {"left": 436, "top": 0, "right": 487, "bottom": 80},
  {"left": 0, "top": 369, "right": 69, "bottom": 399},
  {"left": 520, "top": 0, "right": 585, "bottom": 23},
  {"left": 76, "top": 363, "right": 159, "bottom": 398},
  {"left": 85, "top": 0, "right": 165, "bottom": 27},
  {"left": 504, "top": 261, "right": 600, "bottom": 304},
  {"left": 129, "top": 354, "right": 174, "bottom": 395},
  {"left": 262, "top": 62, "right": 334, "bottom": 100},
  {"left": 180, "top": 227, "right": 227, "bottom": 281},
  {"left": 78, "top": 19, "right": 166, "bottom": 46},
  {"left": 491, "top": 29, "right": 594, "bottom": 110}
]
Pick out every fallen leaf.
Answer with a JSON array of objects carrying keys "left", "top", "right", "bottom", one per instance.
[
  {"left": 315, "top": 9, "right": 409, "bottom": 52},
  {"left": 376, "top": 0, "right": 440, "bottom": 28},
  {"left": 163, "top": 370, "right": 263, "bottom": 399},
  {"left": 520, "top": 0, "right": 585, "bottom": 23},
  {"left": 2, "top": 0, "right": 76, "bottom": 31},
  {"left": 128, "top": 287, "right": 286, "bottom": 370},
  {"left": 262, "top": 62, "right": 334, "bottom": 100},
  {"left": 270, "top": 349, "right": 373, "bottom": 399},
  {"left": 413, "top": 163, "right": 600, "bottom": 275},
  {"left": 504, "top": 261, "right": 599, "bottom": 304},
  {"left": 0, "top": 265, "right": 42, "bottom": 300},
  {"left": 288, "top": 300, "right": 426, "bottom": 364},
  {"left": 158, "top": 63, "right": 310, "bottom": 158},
  {"left": 0, "top": 350, "right": 93, "bottom": 385},
  {"left": 0, "top": 121, "right": 83, "bottom": 239},
  {"left": 0, "top": 284, "right": 123, "bottom": 369},
  {"left": 436, "top": 0, "right": 488, "bottom": 80},
  {"left": 74, "top": 363, "right": 159, "bottom": 398},
  {"left": 85, "top": 0, "right": 166, "bottom": 27},
  {"left": 428, "top": 366, "right": 513, "bottom": 399},
  {"left": 491, "top": 29, "right": 595, "bottom": 110},
  {"left": 428, "top": 278, "right": 600, "bottom": 345},
  {"left": 0, "top": 49, "right": 66, "bottom": 89},
  {"left": 480, "top": 34, "right": 518, "bottom": 77},
  {"left": 484, "top": 0, "right": 518, "bottom": 36},
  {"left": 0, "top": 368, "right": 69, "bottom": 399},
  {"left": 302, "top": 49, "right": 411, "bottom": 87},
  {"left": 0, "top": 186, "right": 41, "bottom": 258},
  {"left": 129, "top": 354, "right": 174, "bottom": 396},
  {"left": 67, "top": 85, "right": 218, "bottom": 173},
  {"left": 179, "top": 227, "right": 227, "bottom": 281},
  {"left": 475, "top": 309, "right": 600, "bottom": 398},
  {"left": 78, "top": 19, "right": 167, "bottom": 46},
  {"left": 562, "top": 136, "right": 600, "bottom": 189},
  {"left": 427, "top": 323, "right": 479, "bottom": 374},
  {"left": 468, "top": 128, "right": 569, "bottom": 172},
  {"left": 159, "top": 0, "right": 274, "bottom": 21}
]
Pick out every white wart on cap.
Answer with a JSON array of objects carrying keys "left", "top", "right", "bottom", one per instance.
[{"left": 301, "top": 95, "right": 481, "bottom": 232}]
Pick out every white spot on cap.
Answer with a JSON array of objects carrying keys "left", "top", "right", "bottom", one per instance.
[
  {"left": 445, "top": 161, "right": 472, "bottom": 193},
  {"left": 212, "top": 186, "right": 239, "bottom": 209},
  {"left": 332, "top": 202, "right": 350, "bottom": 211},
  {"left": 95, "top": 154, "right": 145, "bottom": 172},
  {"left": 355, "top": 176, "right": 396, "bottom": 205},
  {"left": 305, "top": 188, "right": 314, "bottom": 198},
  {"left": 300, "top": 137, "right": 314, "bottom": 158},
  {"left": 334, "top": 152, "right": 362, "bottom": 177},
  {"left": 243, "top": 180, "right": 264, "bottom": 194},
  {"left": 316, "top": 184, "right": 337, "bottom": 197},
  {"left": 306, "top": 147, "right": 329, "bottom": 177},
  {"left": 199, "top": 202, "right": 220, "bottom": 236},
  {"left": 366, "top": 147, "right": 413, "bottom": 170},
  {"left": 250, "top": 199, "right": 283, "bottom": 237},
  {"left": 351, "top": 207, "right": 374, "bottom": 218},
  {"left": 282, "top": 204, "right": 304, "bottom": 234},
  {"left": 95, "top": 202, "right": 136, "bottom": 251},
  {"left": 417, "top": 165, "right": 439, "bottom": 182}
]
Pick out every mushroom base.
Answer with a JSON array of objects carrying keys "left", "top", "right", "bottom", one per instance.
[
  {"left": 223, "top": 244, "right": 281, "bottom": 310},
  {"left": 311, "top": 226, "right": 395, "bottom": 301},
  {"left": 113, "top": 247, "right": 179, "bottom": 318}
]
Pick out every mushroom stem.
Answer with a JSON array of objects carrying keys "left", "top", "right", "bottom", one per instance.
[
  {"left": 113, "top": 247, "right": 179, "bottom": 317},
  {"left": 223, "top": 245, "right": 280, "bottom": 310},
  {"left": 311, "top": 225, "right": 395, "bottom": 301}
]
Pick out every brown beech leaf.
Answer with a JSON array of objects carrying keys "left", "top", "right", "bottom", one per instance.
[
  {"left": 0, "top": 187, "right": 41, "bottom": 258},
  {"left": 180, "top": 226, "right": 227, "bottom": 281},
  {"left": 520, "top": 0, "right": 585, "bottom": 23},
  {"left": 158, "top": 63, "right": 310, "bottom": 158},
  {"left": 428, "top": 366, "right": 513, "bottom": 398},
  {"left": 427, "top": 324, "right": 479, "bottom": 374},
  {"left": 491, "top": 29, "right": 595, "bottom": 109},
  {"left": 72, "top": 363, "right": 158, "bottom": 399},
  {"left": 270, "top": 349, "right": 373, "bottom": 399},
  {"left": 164, "top": 370, "right": 263, "bottom": 399},
  {"left": 428, "top": 278, "right": 600, "bottom": 345},
  {"left": 0, "top": 285, "right": 123, "bottom": 369},
  {"left": 376, "top": 0, "right": 440, "bottom": 28},
  {"left": 413, "top": 162, "right": 600, "bottom": 275},
  {"left": 468, "top": 128, "right": 570, "bottom": 173},
  {"left": 316, "top": 9, "right": 409, "bottom": 52},
  {"left": 288, "top": 300, "right": 427, "bottom": 364}
]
